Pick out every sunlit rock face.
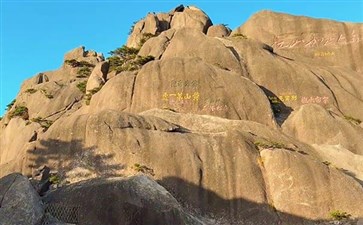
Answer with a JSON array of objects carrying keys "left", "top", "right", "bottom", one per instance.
[{"left": 1, "top": 5, "right": 363, "bottom": 225}]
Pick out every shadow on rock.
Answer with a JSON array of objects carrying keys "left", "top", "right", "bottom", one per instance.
[
  {"left": 259, "top": 85, "right": 294, "bottom": 126},
  {"left": 27, "top": 139, "right": 124, "bottom": 181},
  {"left": 158, "top": 176, "right": 356, "bottom": 225}
]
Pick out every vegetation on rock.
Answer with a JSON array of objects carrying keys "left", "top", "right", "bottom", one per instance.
[
  {"left": 9, "top": 105, "right": 28, "bottom": 119},
  {"left": 138, "top": 33, "right": 156, "bottom": 48},
  {"left": 76, "top": 67, "right": 92, "bottom": 78},
  {"left": 85, "top": 86, "right": 103, "bottom": 105},
  {"left": 231, "top": 33, "right": 248, "bottom": 39},
  {"left": 31, "top": 117, "right": 53, "bottom": 130},
  {"left": 128, "top": 20, "right": 138, "bottom": 35},
  {"left": 107, "top": 45, "right": 155, "bottom": 74},
  {"left": 77, "top": 81, "right": 87, "bottom": 93},
  {"left": 40, "top": 89, "right": 54, "bottom": 99},
  {"left": 109, "top": 45, "right": 139, "bottom": 59},
  {"left": 25, "top": 88, "right": 37, "bottom": 94},
  {"left": 344, "top": 115, "right": 362, "bottom": 125},
  {"left": 64, "top": 59, "right": 95, "bottom": 68},
  {"left": 133, "top": 163, "right": 155, "bottom": 176},
  {"left": 330, "top": 210, "right": 351, "bottom": 220},
  {"left": 49, "top": 174, "right": 61, "bottom": 184},
  {"left": 6, "top": 99, "right": 16, "bottom": 111},
  {"left": 254, "top": 140, "right": 286, "bottom": 149}
]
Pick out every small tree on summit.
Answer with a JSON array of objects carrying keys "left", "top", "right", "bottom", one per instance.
[
  {"left": 108, "top": 45, "right": 139, "bottom": 61},
  {"left": 107, "top": 45, "right": 154, "bottom": 74}
]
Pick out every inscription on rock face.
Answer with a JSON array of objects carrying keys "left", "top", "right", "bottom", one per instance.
[
  {"left": 268, "top": 94, "right": 329, "bottom": 105},
  {"left": 162, "top": 79, "right": 201, "bottom": 111},
  {"left": 301, "top": 96, "right": 329, "bottom": 104},
  {"left": 161, "top": 79, "right": 229, "bottom": 113},
  {"left": 271, "top": 30, "right": 362, "bottom": 49}
]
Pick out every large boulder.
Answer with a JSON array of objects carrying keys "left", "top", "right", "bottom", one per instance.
[
  {"left": 1, "top": 6, "right": 363, "bottom": 225},
  {"left": 282, "top": 104, "right": 363, "bottom": 155},
  {"left": 162, "top": 28, "right": 244, "bottom": 74},
  {"left": 0, "top": 173, "right": 44, "bottom": 225},
  {"left": 261, "top": 148, "right": 363, "bottom": 221},
  {"left": 170, "top": 6, "right": 212, "bottom": 34},
  {"left": 94, "top": 56, "right": 275, "bottom": 127},
  {"left": 126, "top": 14, "right": 161, "bottom": 48},
  {"left": 3, "top": 108, "right": 362, "bottom": 223},
  {"left": 207, "top": 24, "right": 231, "bottom": 37},
  {"left": 138, "top": 29, "right": 176, "bottom": 59},
  {"left": 64, "top": 46, "right": 104, "bottom": 65},
  {"left": 127, "top": 5, "right": 213, "bottom": 48},
  {"left": 42, "top": 175, "right": 203, "bottom": 225},
  {"left": 234, "top": 10, "right": 363, "bottom": 73},
  {"left": 86, "top": 61, "right": 109, "bottom": 93},
  {"left": 217, "top": 35, "right": 363, "bottom": 122}
]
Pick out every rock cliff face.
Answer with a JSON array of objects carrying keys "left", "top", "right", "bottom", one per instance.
[{"left": 1, "top": 5, "right": 363, "bottom": 225}]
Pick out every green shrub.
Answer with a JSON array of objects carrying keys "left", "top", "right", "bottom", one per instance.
[
  {"left": 6, "top": 99, "right": 16, "bottom": 111},
  {"left": 31, "top": 117, "right": 53, "bottom": 130},
  {"left": 49, "top": 174, "right": 61, "bottom": 184},
  {"left": 65, "top": 59, "right": 95, "bottom": 68},
  {"left": 76, "top": 67, "right": 92, "bottom": 78},
  {"left": 254, "top": 140, "right": 286, "bottom": 149},
  {"left": 344, "top": 115, "right": 361, "bottom": 125},
  {"left": 107, "top": 45, "right": 154, "bottom": 73},
  {"left": 40, "top": 89, "right": 53, "bottom": 99},
  {"left": 64, "top": 59, "right": 79, "bottom": 67},
  {"left": 84, "top": 86, "right": 102, "bottom": 105},
  {"left": 133, "top": 163, "right": 155, "bottom": 176},
  {"left": 107, "top": 56, "right": 124, "bottom": 73},
  {"left": 9, "top": 106, "right": 28, "bottom": 119},
  {"left": 138, "top": 33, "right": 156, "bottom": 48},
  {"left": 25, "top": 88, "right": 37, "bottom": 94},
  {"left": 135, "top": 55, "right": 155, "bottom": 66},
  {"left": 330, "top": 210, "right": 351, "bottom": 220},
  {"left": 77, "top": 81, "right": 87, "bottom": 93},
  {"left": 128, "top": 20, "right": 138, "bottom": 35},
  {"left": 78, "top": 61, "right": 95, "bottom": 68},
  {"left": 108, "top": 55, "right": 154, "bottom": 73},
  {"left": 109, "top": 45, "right": 139, "bottom": 59},
  {"left": 232, "top": 33, "right": 248, "bottom": 39},
  {"left": 0, "top": 116, "right": 2, "bottom": 121}
]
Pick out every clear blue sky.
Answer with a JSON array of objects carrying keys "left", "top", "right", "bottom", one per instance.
[{"left": 1, "top": 0, "right": 362, "bottom": 116}]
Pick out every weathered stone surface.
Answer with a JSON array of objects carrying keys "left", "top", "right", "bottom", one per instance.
[
  {"left": 162, "top": 28, "right": 244, "bottom": 74},
  {"left": 207, "top": 24, "right": 231, "bottom": 37},
  {"left": 0, "top": 173, "right": 44, "bottom": 225},
  {"left": 3, "top": 108, "right": 361, "bottom": 223},
  {"left": 138, "top": 29, "right": 176, "bottom": 59},
  {"left": 218, "top": 35, "right": 363, "bottom": 121},
  {"left": 282, "top": 104, "right": 363, "bottom": 155},
  {"left": 170, "top": 6, "right": 212, "bottom": 33},
  {"left": 64, "top": 46, "right": 104, "bottom": 65},
  {"left": 156, "top": 13, "right": 172, "bottom": 31},
  {"left": 86, "top": 61, "right": 109, "bottom": 93},
  {"left": 0, "top": 118, "right": 40, "bottom": 164},
  {"left": 89, "top": 71, "right": 136, "bottom": 113},
  {"left": 1, "top": 6, "right": 363, "bottom": 225},
  {"left": 43, "top": 175, "right": 203, "bottom": 225},
  {"left": 16, "top": 81, "right": 84, "bottom": 120},
  {"left": 127, "top": 5, "right": 212, "bottom": 48},
  {"left": 128, "top": 57, "right": 275, "bottom": 127},
  {"left": 261, "top": 148, "right": 363, "bottom": 220},
  {"left": 234, "top": 10, "right": 363, "bottom": 73},
  {"left": 126, "top": 14, "right": 162, "bottom": 48},
  {"left": 312, "top": 144, "right": 363, "bottom": 182}
]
